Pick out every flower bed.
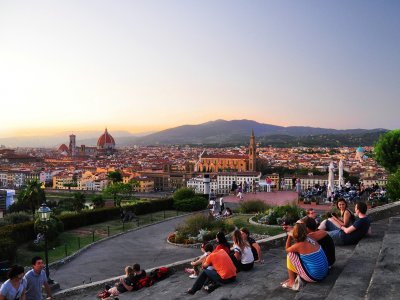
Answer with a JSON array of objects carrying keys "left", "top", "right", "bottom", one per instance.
[{"left": 252, "top": 205, "right": 306, "bottom": 226}]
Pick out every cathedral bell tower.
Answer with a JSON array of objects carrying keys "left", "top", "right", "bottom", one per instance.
[
  {"left": 249, "top": 129, "right": 256, "bottom": 171},
  {"left": 69, "top": 134, "right": 76, "bottom": 157}
]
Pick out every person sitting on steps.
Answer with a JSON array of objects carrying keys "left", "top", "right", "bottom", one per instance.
[
  {"left": 230, "top": 229, "right": 254, "bottom": 272},
  {"left": 282, "top": 223, "right": 328, "bottom": 291},
  {"left": 326, "top": 202, "right": 371, "bottom": 246},
  {"left": 185, "top": 243, "right": 213, "bottom": 279},
  {"left": 186, "top": 244, "right": 236, "bottom": 295},
  {"left": 318, "top": 199, "right": 355, "bottom": 231},
  {"left": 303, "top": 217, "right": 335, "bottom": 267}
]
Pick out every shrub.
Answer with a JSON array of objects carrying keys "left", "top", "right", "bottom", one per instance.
[
  {"left": 174, "top": 196, "right": 208, "bottom": 212},
  {"left": 34, "top": 216, "right": 64, "bottom": 241},
  {"left": 172, "top": 213, "right": 234, "bottom": 244},
  {"left": 239, "top": 200, "right": 269, "bottom": 213},
  {"left": 173, "top": 188, "right": 195, "bottom": 201},
  {"left": 257, "top": 205, "right": 305, "bottom": 225},
  {"left": 0, "top": 237, "right": 17, "bottom": 262},
  {"left": 2, "top": 212, "right": 32, "bottom": 225},
  {"left": 0, "top": 221, "right": 35, "bottom": 244}
]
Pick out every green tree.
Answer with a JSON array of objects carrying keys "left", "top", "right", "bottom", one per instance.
[
  {"left": 386, "top": 169, "right": 400, "bottom": 201},
  {"left": 18, "top": 179, "right": 46, "bottom": 216},
  {"left": 102, "top": 182, "right": 132, "bottom": 207},
  {"left": 72, "top": 192, "right": 86, "bottom": 212},
  {"left": 107, "top": 171, "right": 123, "bottom": 183},
  {"left": 92, "top": 195, "right": 105, "bottom": 209},
  {"left": 374, "top": 129, "right": 400, "bottom": 173},
  {"left": 173, "top": 187, "right": 195, "bottom": 201}
]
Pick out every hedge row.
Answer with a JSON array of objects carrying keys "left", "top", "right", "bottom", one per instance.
[
  {"left": 0, "top": 221, "right": 35, "bottom": 262},
  {"left": 0, "top": 198, "right": 174, "bottom": 261},
  {"left": 59, "top": 197, "right": 174, "bottom": 230}
]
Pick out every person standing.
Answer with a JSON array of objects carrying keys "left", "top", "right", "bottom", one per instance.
[
  {"left": 266, "top": 177, "right": 272, "bottom": 192},
  {"left": 280, "top": 179, "right": 286, "bottom": 191},
  {"left": 24, "top": 257, "right": 52, "bottom": 300},
  {"left": 252, "top": 180, "right": 257, "bottom": 194},
  {"left": 219, "top": 197, "right": 225, "bottom": 214},
  {"left": 296, "top": 178, "right": 302, "bottom": 196}
]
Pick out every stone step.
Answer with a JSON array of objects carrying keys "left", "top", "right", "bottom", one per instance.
[
  {"left": 325, "top": 221, "right": 388, "bottom": 300},
  {"left": 365, "top": 217, "right": 400, "bottom": 299}
]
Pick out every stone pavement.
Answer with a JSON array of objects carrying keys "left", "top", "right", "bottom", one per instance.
[
  {"left": 56, "top": 236, "right": 357, "bottom": 299},
  {"left": 224, "top": 191, "right": 332, "bottom": 212},
  {"left": 50, "top": 214, "right": 200, "bottom": 289},
  {"left": 55, "top": 209, "right": 400, "bottom": 299}
]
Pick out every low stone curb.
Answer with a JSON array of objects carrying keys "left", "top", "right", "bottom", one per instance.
[{"left": 248, "top": 215, "right": 283, "bottom": 228}]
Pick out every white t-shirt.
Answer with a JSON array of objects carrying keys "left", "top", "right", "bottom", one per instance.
[{"left": 233, "top": 245, "right": 254, "bottom": 264}]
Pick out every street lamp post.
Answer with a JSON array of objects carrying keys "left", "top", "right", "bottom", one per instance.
[{"left": 38, "top": 203, "right": 53, "bottom": 284}]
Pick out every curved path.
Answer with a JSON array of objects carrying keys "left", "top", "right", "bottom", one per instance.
[{"left": 50, "top": 215, "right": 200, "bottom": 289}]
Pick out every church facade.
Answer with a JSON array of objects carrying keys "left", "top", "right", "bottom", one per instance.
[{"left": 196, "top": 130, "right": 257, "bottom": 173}]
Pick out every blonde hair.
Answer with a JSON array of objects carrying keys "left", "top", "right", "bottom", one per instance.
[
  {"left": 125, "top": 266, "right": 133, "bottom": 275},
  {"left": 232, "top": 229, "right": 249, "bottom": 251}
]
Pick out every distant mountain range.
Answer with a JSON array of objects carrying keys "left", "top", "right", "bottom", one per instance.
[{"left": 0, "top": 120, "right": 387, "bottom": 148}]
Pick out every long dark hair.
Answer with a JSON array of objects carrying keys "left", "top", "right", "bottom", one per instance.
[{"left": 216, "top": 231, "right": 230, "bottom": 248}]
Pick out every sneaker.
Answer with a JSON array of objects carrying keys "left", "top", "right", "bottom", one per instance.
[
  {"left": 204, "top": 283, "right": 220, "bottom": 293},
  {"left": 189, "top": 274, "right": 198, "bottom": 279},
  {"left": 96, "top": 290, "right": 111, "bottom": 299}
]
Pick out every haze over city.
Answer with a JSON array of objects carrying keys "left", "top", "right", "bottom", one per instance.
[{"left": 1, "top": 0, "right": 399, "bottom": 139}]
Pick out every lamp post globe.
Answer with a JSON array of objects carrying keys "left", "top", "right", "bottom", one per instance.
[
  {"left": 38, "top": 203, "right": 51, "bottom": 222},
  {"left": 37, "top": 203, "right": 53, "bottom": 283}
]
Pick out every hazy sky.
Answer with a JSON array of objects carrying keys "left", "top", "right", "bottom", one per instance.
[{"left": 1, "top": 0, "right": 399, "bottom": 137}]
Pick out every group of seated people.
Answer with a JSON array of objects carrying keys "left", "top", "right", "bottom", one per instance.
[
  {"left": 209, "top": 207, "right": 233, "bottom": 219},
  {"left": 186, "top": 227, "right": 264, "bottom": 295},
  {"left": 103, "top": 263, "right": 146, "bottom": 297},
  {"left": 185, "top": 200, "right": 371, "bottom": 294},
  {"left": 281, "top": 200, "right": 371, "bottom": 290}
]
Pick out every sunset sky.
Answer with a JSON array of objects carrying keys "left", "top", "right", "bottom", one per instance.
[{"left": 1, "top": 0, "right": 399, "bottom": 138}]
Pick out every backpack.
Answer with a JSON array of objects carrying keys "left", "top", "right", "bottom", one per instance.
[
  {"left": 136, "top": 276, "right": 153, "bottom": 289},
  {"left": 149, "top": 267, "right": 170, "bottom": 282}
]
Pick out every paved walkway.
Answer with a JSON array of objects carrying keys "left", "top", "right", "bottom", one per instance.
[
  {"left": 224, "top": 191, "right": 332, "bottom": 212},
  {"left": 50, "top": 215, "right": 200, "bottom": 289}
]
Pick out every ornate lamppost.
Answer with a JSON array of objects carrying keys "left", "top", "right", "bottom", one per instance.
[{"left": 38, "top": 203, "right": 53, "bottom": 284}]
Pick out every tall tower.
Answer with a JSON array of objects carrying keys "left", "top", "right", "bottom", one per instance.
[
  {"left": 248, "top": 129, "right": 256, "bottom": 171},
  {"left": 69, "top": 134, "right": 76, "bottom": 156}
]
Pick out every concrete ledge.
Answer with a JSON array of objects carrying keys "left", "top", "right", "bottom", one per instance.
[{"left": 367, "top": 201, "right": 400, "bottom": 222}]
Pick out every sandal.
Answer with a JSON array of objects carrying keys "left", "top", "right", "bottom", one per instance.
[{"left": 281, "top": 282, "right": 295, "bottom": 290}]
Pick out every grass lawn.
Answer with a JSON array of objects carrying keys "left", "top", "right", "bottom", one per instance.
[
  {"left": 227, "top": 215, "right": 283, "bottom": 236},
  {"left": 15, "top": 210, "right": 181, "bottom": 267}
]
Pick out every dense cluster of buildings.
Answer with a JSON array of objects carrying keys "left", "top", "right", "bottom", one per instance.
[{"left": 0, "top": 129, "right": 388, "bottom": 201}]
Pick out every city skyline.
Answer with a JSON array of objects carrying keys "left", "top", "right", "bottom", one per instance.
[{"left": 1, "top": 0, "right": 399, "bottom": 138}]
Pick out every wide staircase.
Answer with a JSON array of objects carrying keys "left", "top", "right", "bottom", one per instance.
[{"left": 57, "top": 217, "right": 400, "bottom": 300}]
